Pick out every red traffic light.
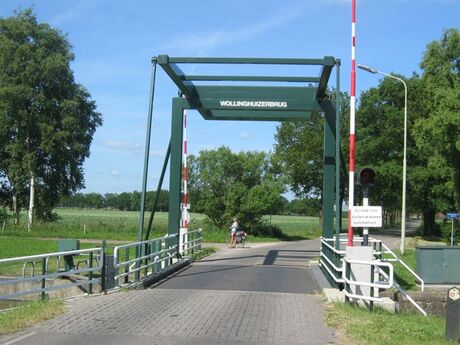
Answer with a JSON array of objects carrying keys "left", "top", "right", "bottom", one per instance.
[{"left": 359, "top": 167, "right": 376, "bottom": 187}]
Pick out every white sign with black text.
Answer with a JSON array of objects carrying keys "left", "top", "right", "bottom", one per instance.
[{"left": 351, "top": 206, "right": 383, "bottom": 227}]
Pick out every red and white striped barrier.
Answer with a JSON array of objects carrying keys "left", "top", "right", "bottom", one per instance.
[
  {"left": 181, "top": 106, "right": 190, "bottom": 229},
  {"left": 348, "top": 0, "right": 357, "bottom": 246}
]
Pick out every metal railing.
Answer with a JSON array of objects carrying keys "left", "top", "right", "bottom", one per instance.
[
  {"left": 113, "top": 234, "right": 178, "bottom": 287},
  {"left": 320, "top": 236, "right": 427, "bottom": 315},
  {"left": 0, "top": 247, "right": 103, "bottom": 301},
  {"left": 342, "top": 257, "right": 394, "bottom": 303},
  {"left": 181, "top": 229, "right": 203, "bottom": 255},
  {"left": 380, "top": 242, "right": 424, "bottom": 291},
  {"left": 377, "top": 264, "right": 427, "bottom": 316},
  {"left": 319, "top": 238, "right": 344, "bottom": 284}
]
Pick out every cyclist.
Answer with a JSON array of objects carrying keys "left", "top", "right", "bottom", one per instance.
[{"left": 229, "top": 217, "right": 239, "bottom": 248}]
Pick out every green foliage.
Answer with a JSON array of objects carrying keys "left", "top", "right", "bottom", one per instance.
[
  {"left": 356, "top": 77, "right": 416, "bottom": 225},
  {"left": 0, "top": 208, "right": 9, "bottom": 222},
  {"left": 273, "top": 90, "right": 349, "bottom": 201},
  {"left": 58, "top": 190, "right": 169, "bottom": 211},
  {"left": 414, "top": 28, "right": 460, "bottom": 211},
  {"left": 189, "top": 247, "right": 216, "bottom": 261},
  {"left": 188, "top": 147, "right": 284, "bottom": 232},
  {"left": 0, "top": 9, "right": 102, "bottom": 221},
  {"left": 284, "top": 198, "right": 321, "bottom": 216},
  {"left": 440, "top": 219, "right": 460, "bottom": 245},
  {"left": 389, "top": 249, "right": 417, "bottom": 290},
  {"left": 274, "top": 120, "right": 323, "bottom": 198}
]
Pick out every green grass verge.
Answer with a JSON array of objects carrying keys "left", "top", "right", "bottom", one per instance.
[
  {"left": 0, "top": 300, "right": 65, "bottom": 335},
  {"left": 383, "top": 249, "right": 417, "bottom": 290},
  {"left": 189, "top": 247, "right": 216, "bottom": 261},
  {"left": 327, "top": 302, "right": 456, "bottom": 345}
]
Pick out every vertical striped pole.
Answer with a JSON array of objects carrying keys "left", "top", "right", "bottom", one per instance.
[
  {"left": 181, "top": 107, "right": 189, "bottom": 229},
  {"left": 348, "top": 0, "right": 357, "bottom": 246}
]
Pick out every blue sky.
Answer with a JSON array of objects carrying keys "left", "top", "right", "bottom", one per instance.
[{"left": 1, "top": 0, "right": 459, "bottom": 195}]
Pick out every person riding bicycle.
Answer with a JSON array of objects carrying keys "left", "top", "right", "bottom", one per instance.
[
  {"left": 229, "top": 217, "right": 247, "bottom": 248},
  {"left": 229, "top": 217, "right": 239, "bottom": 248}
]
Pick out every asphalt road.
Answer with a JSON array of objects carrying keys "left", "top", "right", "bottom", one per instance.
[{"left": 0, "top": 240, "right": 337, "bottom": 345}]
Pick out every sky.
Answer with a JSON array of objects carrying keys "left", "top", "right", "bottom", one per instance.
[{"left": 1, "top": 0, "right": 459, "bottom": 196}]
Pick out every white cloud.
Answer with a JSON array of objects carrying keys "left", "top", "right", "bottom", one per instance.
[
  {"left": 103, "top": 140, "right": 141, "bottom": 151},
  {"left": 163, "top": 6, "right": 308, "bottom": 54},
  {"left": 239, "top": 132, "right": 250, "bottom": 139},
  {"left": 49, "top": 2, "right": 96, "bottom": 26},
  {"left": 111, "top": 169, "right": 121, "bottom": 177},
  {"left": 150, "top": 150, "right": 164, "bottom": 157}
]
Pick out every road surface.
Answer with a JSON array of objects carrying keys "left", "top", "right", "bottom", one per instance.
[{"left": 0, "top": 240, "right": 337, "bottom": 345}]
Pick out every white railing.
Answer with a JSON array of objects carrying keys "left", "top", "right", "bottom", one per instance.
[
  {"left": 342, "top": 257, "right": 394, "bottom": 303},
  {"left": 319, "top": 238, "right": 344, "bottom": 284},
  {"left": 321, "top": 236, "right": 424, "bottom": 290},
  {"left": 380, "top": 242, "right": 424, "bottom": 291},
  {"left": 113, "top": 234, "right": 178, "bottom": 287},
  {"left": 321, "top": 236, "right": 427, "bottom": 316},
  {"left": 377, "top": 265, "right": 427, "bottom": 316},
  {"left": 181, "top": 229, "right": 203, "bottom": 255},
  {"left": 0, "top": 247, "right": 103, "bottom": 301}
]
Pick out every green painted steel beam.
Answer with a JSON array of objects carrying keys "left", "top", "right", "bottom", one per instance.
[
  {"left": 201, "top": 110, "right": 312, "bottom": 121},
  {"left": 158, "top": 55, "right": 195, "bottom": 98},
  {"left": 320, "top": 99, "right": 336, "bottom": 239},
  {"left": 181, "top": 75, "right": 321, "bottom": 83},
  {"left": 160, "top": 55, "right": 335, "bottom": 66},
  {"left": 190, "top": 85, "right": 317, "bottom": 98},
  {"left": 193, "top": 97, "right": 321, "bottom": 112},
  {"left": 157, "top": 55, "right": 337, "bottom": 106},
  {"left": 188, "top": 86, "right": 322, "bottom": 111},
  {"left": 316, "top": 56, "right": 335, "bottom": 99},
  {"left": 167, "top": 98, "right": 185, "bottom": 244}
]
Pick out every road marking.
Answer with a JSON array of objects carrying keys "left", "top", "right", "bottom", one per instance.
[{"left": 0, "top": 332, "right": 36, "bottom": 345}]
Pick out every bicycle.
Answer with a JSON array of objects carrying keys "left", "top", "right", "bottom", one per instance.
[{"left": 224, "top": 229, "right": 246, "bottom": 248}]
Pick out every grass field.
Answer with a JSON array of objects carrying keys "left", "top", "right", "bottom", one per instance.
[{"left": 0, "top": 209, "right": 322, "bottom": 243}]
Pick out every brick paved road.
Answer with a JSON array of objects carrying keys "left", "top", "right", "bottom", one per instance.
[{"left": 0, "top": 240, "right": 337, "bottom": 345}]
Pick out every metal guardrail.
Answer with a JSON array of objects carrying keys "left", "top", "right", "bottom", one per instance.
[
  {"left": 380, "top": 242, "right": 425, "bottom": 291},
  {"left": 0, "top": 248, "right": 103, "bottom": 301},
  {"left": 320, "top": 236, "right": 427, "bottom": 315},
  {"left": 342, "top": 257, "right": 394, "bottom": 303},
  {"left": 181, "top": 229, "right": 203, "bottom": 255},
  {"left": 377, "top": 264, "right": 428, "bottom": 316},
  {"left": 0, "top": 230, "right": 205, "bottom": 302},
  {"left": 113, "top": 234, "right": 179, "bottom": 287}
]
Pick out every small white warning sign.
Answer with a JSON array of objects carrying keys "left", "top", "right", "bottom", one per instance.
[
  {"left": 351, "top": 206, "right": 383, "bottom": 228},
  {"left": 449, "top": 287, "right": 460, "bottom": 301}
]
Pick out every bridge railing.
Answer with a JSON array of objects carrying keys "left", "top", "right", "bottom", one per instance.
[
  {"left": 0, "top": 247, "right": 103, "bottom": 301},
  {"left": 321, "top": 236, "right": 427, "bottom": 315},
  {"left": 181, "top": 229, "right": 203, "bottom": 255},
  {"left": 342, "top": 257, "right": 394, "bottom": 303},
  {"left": 113, "top": 234, "right": 178, "bottom": 287}
]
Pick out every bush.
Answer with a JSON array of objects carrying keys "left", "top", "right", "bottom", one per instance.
[
  {"left": 0, "top": 208, "right": 10, "bottom": 222},
  {"left": 441, "top": 220, "right": 459, "bottom": 245},
  {"left": 249, "top": 223, "right": 286, "bottom": 239}
]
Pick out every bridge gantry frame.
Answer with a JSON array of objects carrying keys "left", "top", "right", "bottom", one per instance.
[{"left": 138, "top": 55, "right": 346, "bottom": 286}]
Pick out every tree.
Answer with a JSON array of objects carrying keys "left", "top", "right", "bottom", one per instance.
[
  {"left": 356, "top": 76, "right": 416, "bottom": 225},
  {"left": 0, "top": 9, "right": 102, "bottom": 227},
  {"left": 414, "top": 28, "right": 460, "bottom": 211},
  {"left": 188, "top": 147, "right": 284, "bottom": 231},
  {"left": 273, "top": 90, "right": 349, "bottom": 217}
]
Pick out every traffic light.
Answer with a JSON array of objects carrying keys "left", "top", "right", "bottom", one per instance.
[{"left": 358, "top": 167, "right": 376, "bottom": 187}]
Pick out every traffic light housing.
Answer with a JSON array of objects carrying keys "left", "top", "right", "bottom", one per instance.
[{"left": 358, "top": 167, "right": 376, "bottom": 187}]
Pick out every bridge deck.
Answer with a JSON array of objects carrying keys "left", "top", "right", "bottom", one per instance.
[{"left": 1, "top": 240, "right": 337, "bottom": 345}]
